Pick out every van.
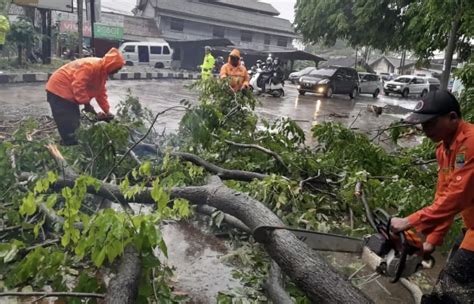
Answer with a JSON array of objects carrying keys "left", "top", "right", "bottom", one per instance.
[{"left": 119, "top": 41, "right": 173, "bottom": 69}]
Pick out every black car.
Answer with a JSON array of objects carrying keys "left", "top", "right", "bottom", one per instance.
[{"left": 298, "top": 67, "right": 359, "bottom": 99}]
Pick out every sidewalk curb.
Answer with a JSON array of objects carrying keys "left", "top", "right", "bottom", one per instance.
[{"left": 0, "top": 71, "right": 201, "bottom": 84}]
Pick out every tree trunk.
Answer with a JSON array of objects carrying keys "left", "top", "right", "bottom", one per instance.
[
  {"left": 441, "top": 18, "right": 461, "bottom": 90},
  {"left": 170, "top": 177, "right": 372, "bottom": 304}
]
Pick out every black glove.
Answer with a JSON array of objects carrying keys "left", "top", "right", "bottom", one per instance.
[{"left": 83, "top": 104, "right": 96, "bottom": 114}]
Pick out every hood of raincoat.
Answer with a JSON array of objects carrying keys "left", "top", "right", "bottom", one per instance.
[
  {"left": 227, "top": 49, "right": 241, "bottom": 64},
  {"left": 102, "top": 48, "right": 125, "bottom": 73}
]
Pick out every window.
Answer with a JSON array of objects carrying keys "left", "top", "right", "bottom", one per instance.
[
  {"left": 213, "top": 26, "right": 225, "bottom": 38},
  {"left": 150, "top": 46, "right": 162, "bottom": 54},
  {"left": 277, "top": 37, "right": 288, "bottom": 47},
  {"left": 170, "top": 18, "right": 184, "bottom": 32},
  {"left": 264, "top": 34, "right": 271, "bottom": 45},
  {"left": 123, "top": 45, "right": 135, "bottom": 53},
  {"left": 415, "top": 78, "right": 426, "bottom": 84},
  {"left": 163, "top": 46, "right": 170, "bottom": 55},
  {"left": 241, "top": 31, "right": 252, "bottom": 42}
]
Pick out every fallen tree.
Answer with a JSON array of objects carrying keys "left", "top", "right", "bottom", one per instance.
[{"left": 1, "top": 78, "right": 457, "bottom": 303}]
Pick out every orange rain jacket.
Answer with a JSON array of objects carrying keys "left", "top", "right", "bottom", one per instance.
[
  {"left": 219, "top": 49, "right": 249, "bottom": 92},
  {"left": 46, "top": 48, "right": 125, "bottom": 113},
  {"left": 408, "top": 120, "right": 474, "bottom": 251}
]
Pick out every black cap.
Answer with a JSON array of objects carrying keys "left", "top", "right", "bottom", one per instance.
[{"left": 404, "top": 90, "right": 461, "bottom": 124}]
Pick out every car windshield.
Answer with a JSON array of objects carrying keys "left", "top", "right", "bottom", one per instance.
[
  {"left": 309, "top": 68, "right": 336, "bottom": 77},
  {"left": 394, "top": 77, "right": 412, "bottom": 83}
]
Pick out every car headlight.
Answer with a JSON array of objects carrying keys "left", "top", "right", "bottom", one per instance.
[
  {"left": 299, "top": 77, "right": 304, "bottom": 83},
  {"left": 396, "top": 85, "right": 401, "bottom": 89},
  {"left": 318, "top": 79, "right": 330, "bottom": 84}
]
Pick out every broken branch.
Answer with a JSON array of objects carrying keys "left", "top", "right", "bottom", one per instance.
[{"left": 222, "top": 138, "right": 288, "bottom": 170}]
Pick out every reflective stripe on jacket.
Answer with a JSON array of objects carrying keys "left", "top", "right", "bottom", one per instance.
[
  {"left": 0, "top": 15, "right": 10, "bottom": 45},
  {"left": 408, "top": 121, "right": 474, "bottom": 251},
  {"left": 46, "top": 48, "right": 125, "bottom": 113}
]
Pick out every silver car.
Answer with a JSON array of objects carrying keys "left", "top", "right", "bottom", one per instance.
[{"left": 358, "top": 72, "right": 382, "bottom": 98}]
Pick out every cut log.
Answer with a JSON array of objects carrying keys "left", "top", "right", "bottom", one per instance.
[{"left": 105, "top": 245, "right": 141, "bottom": 304}]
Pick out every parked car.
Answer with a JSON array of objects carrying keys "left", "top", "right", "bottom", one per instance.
[
  {"left": 358, "top": 72, "right": 382, "bottom": 98},
  {"left": 298, "top": 67, "right": 359, "bottom": 99},
  {"left": 383, "top": 75, "right": 429, "bottom": 98},
  {"left": 288, "top": 67, "right": 317, "bottom": 84},
  {"left": 427, "top": 77, "right": 441, "bottom": 92},
  {"left": 119, "top": 40, "right": 173, "bottom": 69}
]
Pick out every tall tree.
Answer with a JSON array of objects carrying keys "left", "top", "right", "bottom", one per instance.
[{"left": 294, "top": 0, "right": 474, "bottom": 89}]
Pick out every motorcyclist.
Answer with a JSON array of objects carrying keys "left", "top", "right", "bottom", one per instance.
[
  {"left": 272, "top": 57, "right": 284, "bottom": 85},
  {"left": 260, "top": 56, "right": 275, "bottom": 93},
  {"left": 200, "top": 46, "right": 215, "bottom": 80}
]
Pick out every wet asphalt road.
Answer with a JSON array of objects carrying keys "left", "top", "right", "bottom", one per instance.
[{"left": 0, "top": 80, "right": 419, "bottom": 139}]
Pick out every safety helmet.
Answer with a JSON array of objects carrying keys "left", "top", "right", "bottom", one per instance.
[{"left": 204, "top": 46, "right": 211, "bottom": 52}]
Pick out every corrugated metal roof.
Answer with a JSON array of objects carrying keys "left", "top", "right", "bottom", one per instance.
[
  {"left": 154, "top": 0, "right": 295, "bottom": 36},
  {"left": 213, "top": 0, "right": 279, "bottom": 15}
]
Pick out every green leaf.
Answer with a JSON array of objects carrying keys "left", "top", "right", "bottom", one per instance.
[
  {"left": 93, "top": 247, "right": 107, "bottom": 267},
  {"left": 19, "top": 192, "right": 36, "bottom": 216},
  {"left": 139, "top": 161, "right": 152, "bottom": 177}
]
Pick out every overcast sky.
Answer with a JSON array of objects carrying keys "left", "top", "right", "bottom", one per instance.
[{"left": 261, "top": 0, "right": 296, "bottom": 22}]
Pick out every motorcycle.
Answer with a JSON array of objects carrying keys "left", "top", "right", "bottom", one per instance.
[{"left": 249, "top": 68, "right": 285, "bottom": 98}]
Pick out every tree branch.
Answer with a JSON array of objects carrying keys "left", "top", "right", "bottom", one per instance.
[
  {"left": 222, "top": 139, "right": 288, "bottom": 170},
  {"left": 262, "top": 260, "right": 293, "bottom": 304},
  {"left": 0, "top": 292, "right": 104, "bottom": 299},
  {"left": 171, "top": 152, "right": 268, "bottom": 181},
  {"left": 103, "top": 106, "right": 187, "bottom": 180}
]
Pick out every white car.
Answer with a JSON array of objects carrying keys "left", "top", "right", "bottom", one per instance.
[
  {"left": 119, "top": 40, "right": 173, "bottom": 69},
  {"left": 384, "top": 75, "right": 430, "bottom": 98},
  {"left": 358, "top": 72, "right": 382, "bottom": 98}
]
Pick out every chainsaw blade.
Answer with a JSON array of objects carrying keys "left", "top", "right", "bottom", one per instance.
[{"left": 253, "top": 226, "right": 364, "bottom": 253}]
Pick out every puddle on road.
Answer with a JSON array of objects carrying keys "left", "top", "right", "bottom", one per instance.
[{"left": 158, "top": 219, "right": 242, "bottom": 304}]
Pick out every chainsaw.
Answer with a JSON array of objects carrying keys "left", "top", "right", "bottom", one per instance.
[{"left": 252, "top": 207, "right": 434, "bottom": 283}]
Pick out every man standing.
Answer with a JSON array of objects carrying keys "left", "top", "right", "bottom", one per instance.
[
  {"left": 46, "top": 48, "right": 125, "bottom": 145},
  {"left": 391, "top": 90, "right": 474, "bottom": 303},
  {"left": 200, "top": 46, "right": 215, "bottom": 80},
  {"left": 219, "top": 49, "right": 249, "bottom": 92}
]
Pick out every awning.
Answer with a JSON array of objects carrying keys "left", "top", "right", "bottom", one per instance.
[
  {"left": 212, "top": 46, "right": 326, "bottom": 63},
  {"left": 167, "top": 38, "right": 234, "bottom": 48}
]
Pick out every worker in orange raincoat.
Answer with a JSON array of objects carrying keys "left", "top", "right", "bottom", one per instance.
[
  {"left": 46, "top": 48, "right": 125, "bottom": 145},
  {"left": 219, "top": 49, "right": 249, "bottom": 92},
  {"left": 391, "top": 90, "right": 474, "bottom": 303}
]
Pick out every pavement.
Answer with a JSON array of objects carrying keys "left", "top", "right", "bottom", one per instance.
[{"left": 0, "top": 80, "right": 419, "bottom": 143}]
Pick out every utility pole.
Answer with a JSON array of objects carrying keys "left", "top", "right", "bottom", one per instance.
[
  {"left": 40, "top": 9, "right": 52, "bottom": 64},
  {"left": 90, "top": 0, "right": 95, "bottom": 55},
  {"left": 77, "top": 0, "right": 84, "bottom": 58}
]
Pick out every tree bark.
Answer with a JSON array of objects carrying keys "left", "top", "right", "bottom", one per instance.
[
  {"left": 105, "top": 245, "right": 141, "bottom": 304},
  {"left": 441, "top": 18, "right": 461, "bottom": 90}
]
